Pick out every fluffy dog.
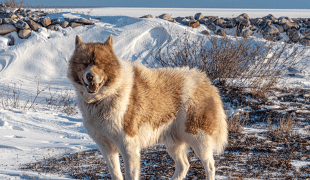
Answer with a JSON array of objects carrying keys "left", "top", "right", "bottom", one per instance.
[{"left": 68, "top": 35, "right": 228, "bottom": 180}]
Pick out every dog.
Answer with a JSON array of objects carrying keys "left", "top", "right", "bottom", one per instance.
[{"left": 68, "top": 35, "right": 228, "bottom": 180}]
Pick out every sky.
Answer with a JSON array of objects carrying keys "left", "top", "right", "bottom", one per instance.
[{"left": 21, "top": 0, "right": 310, "bottom": 9}]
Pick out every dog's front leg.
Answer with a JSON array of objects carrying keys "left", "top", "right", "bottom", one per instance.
[
  {"left": 120, "top": 145, "right": 141, "bottom": 180},
  {"left": 97, "top": 143, "right": 123, "bottom": 180}
]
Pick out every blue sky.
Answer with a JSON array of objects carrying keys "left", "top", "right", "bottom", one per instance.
[{"left": 23, "top": 0, "right": 310, "bottom": 9}]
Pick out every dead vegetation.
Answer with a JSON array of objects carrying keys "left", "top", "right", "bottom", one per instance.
[{"left": 0, "top": 81, "right": 78, "bottom": 116}]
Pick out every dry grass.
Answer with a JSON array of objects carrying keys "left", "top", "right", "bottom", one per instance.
[
  {"left": 144, "top": 29, "right": 309, "bottom": 99},
  {"left": 0, "top": 82, "right": 78, "bottom": 116},
  {"left": 1, "top": 0, "right": 25, "bottom": 8}
]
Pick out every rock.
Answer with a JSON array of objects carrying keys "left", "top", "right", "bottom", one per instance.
[
  {"left": 26, "top": 20, "right": 41, "bottom": 31},
  {"left": 300, "top": 29, "right": 310, "bottom": 36},
  {"left": 18, "top": 29, "right": 31, "bottom": 39},
  {"left": 221, "top": 20, "right": 235, "bottom": 28},
  {"left": 214, "top": 18, "right": 225, "bottom": 27},
  {"left": 238, "top": 13, "right": 250, "bottom": 20},
  {"left": 283, "top": 22, "right": 299, "bottom": 31},
  {"left": 263, "top": 25, "right": 281, "bottom": 41},
  {"left": 201, "top": 30, "right": 210, "bottom": 35},
  {"left": 158, "top": 14, "right": 172, "bottom": 21},
  {"left": 278, "top": 17, "right": 291, "bottom": 25},
  {"left": 204, "top": 16, "right": 218, "bottom": 25},
  {"left": 194, "top": 13, "right": 203, "bottom": 20},
  {"left": 242, "top": 29, "right": 253, "bottom": 38},
  {"left": 260, "top": 19, "right": 272, "bottom": 28},
  {"left": 140, "top": 14, "right": 153, "bottom": 18},
  {"left": 40, "top": 17, "right": 51, "bottom": 27},
  {"left": 187, "top": 16, "right": 194, "bottom": 20},
  {"left": 250, "top": 18, "right": 263, "bottom": 26},
  {"left": 10, "top": 14, "right": 17, "bottom": 20},
  {"left": 47, "top": 25, "right": 59, "bottom": 31},
  {"left": 304, "top": 34, "right": 310, "bottom": 40},
  {"left": 0, "top": 18, "right": 2, "bottom": 24},
  {"left": 175, "top": 17, "right": 185, "bottom": 23},
  {"left": 188, "top": 21, "right": 200, "bottom": 28},
  {"left": 0, "top": 24, "right": 17, "bottom": 35},
  {"left": 287, "top": 29, "right": 300, "bottom": 42},
  {"left": 71, "top": 18, "right": 94, "bottom": 25},
  {"left": 276, "top": 25, "right": 284, "bottom": 33},
  {"left": 7, "top": 34, "right": 14, "bottom": 46},
  {"left": 236, "top": 25, "right": 245, "bottom": 36},
  {"left": 240, "top": 18, "right": 251, "bottom": 27},
  {"left": 51, "top": 19, "right": 60, "bottom": 25},
  {"left": 60, "top": 21, "right": 69, "bottom": 28},
  {"left": 207, "top": 23, "right": 217, "bottom": 31},
  {"left": 299, "top": 38, "right": 310, "bottom": 46},
  {"left": 215, "top": 29, "right": 227, "bottom": 36},
  {"left": 3, "top": 18, "right": 12, "bottom": 24},
  {"left": 14, "top": 20, "right": 29, "bottom": 29},
  {"left": 70, "top": 22, "right": 83, "bottom": 28}
]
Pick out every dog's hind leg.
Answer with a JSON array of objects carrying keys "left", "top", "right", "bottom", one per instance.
[
  {"left": 97, "top": 143, "right": 123, "bottom": 180},
  {"left": 188, "top": 138, "right": 215, "bottom": 180},
  {"left": 166, "top": 142, "right": 189, "bottom": 180}
]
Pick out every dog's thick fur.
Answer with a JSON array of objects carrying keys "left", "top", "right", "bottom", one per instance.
[{"left": 68, "top": 35, "right": 228, "bottom": 180}]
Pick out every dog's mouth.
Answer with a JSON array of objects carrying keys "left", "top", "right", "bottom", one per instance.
[{"left": 82, "top": 79, "right": 103, "bottom": 94}]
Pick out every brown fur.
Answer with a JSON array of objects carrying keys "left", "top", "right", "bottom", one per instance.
[
  {"left": 123, "top": 65, "right": 185, "bottom": 137},
  {"left": 185, "top": 76, "right": 224, "bottom": 136}
]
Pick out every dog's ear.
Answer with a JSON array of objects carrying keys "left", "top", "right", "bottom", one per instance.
[
  {"left": 75, "top": 35, "right": 83, "bottom": 47},
  {"left": 104, "top": 35, "right": 113, "bottom": 47}
]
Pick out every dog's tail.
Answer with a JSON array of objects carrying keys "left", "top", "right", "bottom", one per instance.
[{"left": 213, "top": 105, "right": 228, "bottom": 155}]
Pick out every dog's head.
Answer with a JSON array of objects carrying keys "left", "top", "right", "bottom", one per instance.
[{"left": 68, "top": 35, "right": 120, "bottom": 102}]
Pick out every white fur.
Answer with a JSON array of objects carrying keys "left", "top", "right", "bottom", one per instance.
[{"left": 74, "top": 60, "right": 228, "bottom": 180}]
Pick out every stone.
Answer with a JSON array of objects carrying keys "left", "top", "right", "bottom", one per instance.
[
  {"left": 215, "top": 29, "right": 227, "bottom": 36},
  {"left": 236, "top": 25, "right": 245, "bottom": 36},
  {"left": 283, "top": 22, "right": 299, "bottom": 31},
  {"left": 7, "top": 34, "right": 14, "bottom": 46},
  {"left": 3, "top": 18, "right": 12, "bottom": 24},
  {"left": 70, "top": 22, "right": 83, "bottom": 28},
  {"left": 221, "top": 21, "right": 235, "bottom": 28},
  {"left": 304, "top": 34, "right": 310, "bottom": 40},
  {"left": 238, "top": 13, "right": 250, "bottom": 20},
  {"left": 263, "top": 25, "right": 281, "bottom": 41},
  {"left": 278, "top": 17, "right": 290, "bottom": 25},
  {"left": 204, "top": 16, "right": 218, "bottom": 25},
  {"left": 140, "top": 14, "right": 153, "bottom": 18},
  {"left": 299, "top": 38, "right": 310, "bottom": 46},
  {"left": 51, "top": 19, "right": 60, "bottom": 25},
  {"left": 60, "top": 21, "right": 69, "bottom": 28},
  {"left": 207, "top": 23, "right": 217, "bottom": 31},
  {"left": 47, "top": 25, "right": 59, "bottom": 31},
  {"left": 240, "top": 18, "right": 251, "bottom": 27},
  {"left": 175, "top": 17, "right": 186, "bottom": 23},
  {"left": 0, "top": 18, "right": 2, "bottom": 24},
  {"left": 201, "top": 30, "right": 210, "bottom": 35},
  {"left": 14, "top": 20, "right": 29, "bottom": 29},
  {"left": 250, "top": 18, "right": 263, "bottom": 26},
  {"left": 242, "top": 29, "right": 253, "bottom": 38},
  {"left": 71, "top": 18, "right": 94, "bottom": 25},
  {"left": 263, "top": 25, "right": 279, "bottom": 35},
  {"left": 287, "top": 29, "right": 300, "bottom": 42},
  {"left": 276, "top": 25, "right": 284, "bottom": 33},
  {"left": 300, "top": 29, "right": 310, "bottom": 36},
  {"left": 158, "top": 14, "right": 172, "bottom": 21},
  {"left": 260, "top": 19, "right": 272, "bottom": 27},
  {"left": 26, "top": 20, "right": 41, "bottom": 31},
  {"left": 18, "top": 29, "right": 31, "bottom": 39},
  {"left": 0, "top": 24, "right": 17, "bottom": 35},
  {"left": 214, "top": 18, "right": 225, "bottom": 27},
  {"left": 187, "top": 16, "right": 194, "bottom": 20},
  {"left": 40, "top": 17, "right": 51, "bottom": 27},
  {"left": 194, "top": 13, "right": 203, "bottom": 20},
  {"left": 188, "top": 21, "right": 200, "bottom": 28}
]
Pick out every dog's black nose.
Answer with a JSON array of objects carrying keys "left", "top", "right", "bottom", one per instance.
[{"left": 86, "top": 73, "right": 93, "bottom": 82}]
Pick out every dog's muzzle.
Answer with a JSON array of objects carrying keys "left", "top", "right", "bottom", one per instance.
[{"left": 83, "top": 72, "right": 99, "bottom": 94}]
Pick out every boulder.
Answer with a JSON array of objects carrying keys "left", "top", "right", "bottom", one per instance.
[
  {"left": 26, "top": 20, "right": 41, "bottom": 31},
  {"left": 7, "top": 34, "right": 14, "bottom": 46},
  {"left": 242, "top": 29, "right": 253, "bottom": 38},
  {"left": 3, "top": 18, "right": 12, "bottom": 24},
  {"left": 187, "top": 16, "right": 195, "bottom": 20},
  {"left": 47, "top": 25, "right": 59, "bottom": 31},
  {"left": 240, "top": 18, "right": 251, "bottom": 27},
  {"left": 14, "top": 20, "right": 29, "bottom": 29},
  {"left": 304, "top": 34, "right": 310, "bottom": 40},
  {"left": 236, "top": 25, "right": 245, "bottom": 36},
  {"left": 140, "top": 14, "right": 153, "bottom": 18},
  {"left": 201, "top": 30, "right": 210, "bottom": 35},
  {"left": 287, "top": 29, "right": 300, "bottom": 42},
  {"left": 299, "top": 38, "right": 310, "bottom": 46},
  {"left": 18, "top": 29, "right": 31, "bottom": 39},
  {"left": 71, "top": 18, "right": 94, "bottom": 25},
  {"left": 283, "top": 22, "right": 299, "bottom": 31},
  {"left": 250, "top": 18, "right": 263, "bottom": 26},
  {"left": 262, "top": 25, "right": 281, "bottom": 41},
  {"left": 278, "top": 17, "right": 292, "bottom": 25},
  {"left": 194, "top": 13, "right": 203, "bottom": 20},
  {"left": 300, "top": 29, "right": 310, "bottom": 36},
  {"left": 207, "top": 23, "right": 217, "bottom": 31},
  {"left": 60, "top": 21, "right": 69, "bottom": 28},
  {"left": 215, "top": 29, "right": 227, "bottom": 36},
  {"left": 204, "top": 16, "right": 218, "bottom": 25},
  {"left": 0, "top": 24, "right": 17, "bottom": 35},
  {"left": 0, "top": 18, "right": 2, "bottom": 24},
  {"left": 158, "top": 14, "right": 172, "bottom": 21},
  {"left": 214, "top": 18, "right": 225, "bottom": 27},
  {"left": 70, "top": 22, "right": 83, "bottom": 28},
  {"left": 188, "top": 21, "right": 200, "bottom": 28},
  {"left": 238, "top": 13, "right": 250, "bottom": 20},
  {"left": 51, "top": 19, "right": 60, "bottom": 25},
  {"left": 40, "top": 17, "right": 51, "bottom": 27},
  {"left": 276, "top": 25, "right": 284, "bottom": 33},
  {"left": 175, "top": 17, "right": 186, "bottom": 23}
]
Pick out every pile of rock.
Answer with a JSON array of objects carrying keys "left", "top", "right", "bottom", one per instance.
[
  {"left": 0, "top": 3, "right": 95, "bottom": 41},
  {"left": 141, "top": 12, "right": 310, "bottom": 46}
]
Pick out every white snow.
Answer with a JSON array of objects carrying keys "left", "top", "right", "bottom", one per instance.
[{"left": 0, "top": 7, "right": 310, "bottom": 179}]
